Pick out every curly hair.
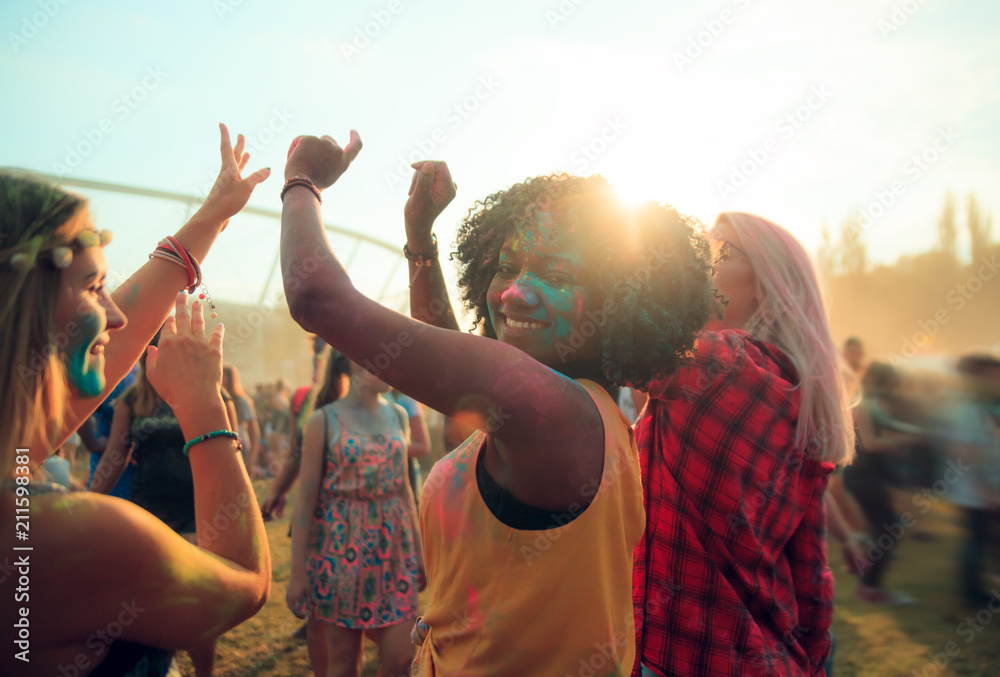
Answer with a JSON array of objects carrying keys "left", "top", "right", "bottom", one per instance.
[{"left": 451, "top": 173, "right": 715, "bottom": 390}]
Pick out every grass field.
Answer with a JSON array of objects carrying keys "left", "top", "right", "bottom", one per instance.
[{"left": 169, "top": 481, "right": 1000, "bottom": 677}]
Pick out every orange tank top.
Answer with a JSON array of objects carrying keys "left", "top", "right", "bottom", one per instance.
[{"left": 413, "top": 379, "right": 644, "bottom": 676}]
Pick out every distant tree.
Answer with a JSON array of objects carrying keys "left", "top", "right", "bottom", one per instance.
[
  {"left": 838, "top": 211, "right": 867, "bottom": 276},
  {"left": 967, "top": 193, "right": 992, "bottom": 265},
  {"left": 817, "top": 220, "right": 836, "bottom": 280},
  {"left": 937, "top": 190, "right": 957, "bottom": 262}
]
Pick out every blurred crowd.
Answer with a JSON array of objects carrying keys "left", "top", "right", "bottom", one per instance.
[{"left": 829, "top": 338, "right": 1000, "bottom": 608}]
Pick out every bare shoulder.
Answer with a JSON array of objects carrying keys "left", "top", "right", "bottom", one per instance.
[
  {"left": 0, "top": 491, "right": 156, "bottom": 655},
  {"left": 387, "top": 401, "right": 409, "bottom": 428},
  {"left": 4, "top": 490, "right": 258, "bottom": 653}
]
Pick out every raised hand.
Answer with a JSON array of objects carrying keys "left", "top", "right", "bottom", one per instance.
[
  {"left": 284, "top": 131, "right": 363, "bottom": 190},
  {"left": 404, "top": 161, "right": 457, "bottom": 242},
  {"left": 146, "top": 292, "right": 224, "bottom": 416},
  {"left": 202, "top": 123, "right": 272, "bottom": 227}
]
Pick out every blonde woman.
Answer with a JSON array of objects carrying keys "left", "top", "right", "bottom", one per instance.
[
  {"left": 633, "top": 212, "right": 855, "bottom": 676},
  {"left": 0, "top": 126, "right": 271, "bottom": 676},
  {"left": 223, "top": 364, "right": 262, "bottom": 473}
]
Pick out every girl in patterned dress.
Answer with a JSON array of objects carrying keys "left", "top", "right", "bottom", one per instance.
[{"left": 288, "top": 355, "right": 424, "bottom": 677}]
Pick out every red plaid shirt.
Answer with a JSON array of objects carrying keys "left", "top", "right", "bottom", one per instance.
[{"left": 632, "top": 330, "right": 834, "bottom": 677}]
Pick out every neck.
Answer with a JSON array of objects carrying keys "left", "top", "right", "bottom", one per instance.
[
  {"left": 344, "top": 385, "right": 381, "bottom": 409},
  {"left": 554, "top": 359, "right": 611, "bottom": 394}
]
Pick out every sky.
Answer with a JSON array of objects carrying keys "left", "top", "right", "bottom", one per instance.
[{"left": 1, "top": 0, "right": 998, "bottom": 307}]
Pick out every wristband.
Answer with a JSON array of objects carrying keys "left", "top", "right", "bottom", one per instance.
[
  {"left": 183, "top": 430, "right": 242, "bottom": 456},
  {"left": 281, "top": 176, "right": 322, "bottom": 204},
  {"left": 403, "top": 233, "right": 438, "bottom": 267}
]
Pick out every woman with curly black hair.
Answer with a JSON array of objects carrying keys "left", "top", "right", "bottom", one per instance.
[{"left": 280, "top": 137, "right": 713, "bottom": 676}]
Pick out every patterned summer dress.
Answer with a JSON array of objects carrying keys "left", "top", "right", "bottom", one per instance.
[{"left": 305, "top": 402, "right": 420, "bottom": 628}]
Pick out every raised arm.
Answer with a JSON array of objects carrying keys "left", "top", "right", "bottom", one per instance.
[
  {"left": 77, "top": 415, "right": 106, "bottom": 455},
  {"left": 856, "top": 400, "right": 912, "bottom": 453},
  {"left": 261, "top": 444, "right": 301, "bottom": 521},
  {"left": 280, "top": 134, "right": 603, "bottom": 510},
  {"left": 404, "top": 161, "right": 460, "bottom": 331},
  {"left": 246, "top": 411, "right": 262, "bottom": 474},
  {"left": 407, "top": 402, "right": 432, "bottom": 460},
  {"left": 34, "top": 294, "right": 270, "bottom": 656},
  {"left": 57, "top": 124, "right": 270, "bottom": 448},
  {"left": 88, "top": 400, "right": 132, "bottom": 493}
]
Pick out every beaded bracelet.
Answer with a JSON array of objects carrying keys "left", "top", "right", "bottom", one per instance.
[
  {"left": 150, "top": 237, "right": 201, "bottom": 292},
  {"left": 183, "top": 429, "right": 242, "bottom": 456},
  {"left": 281, "top": 176, "right": 322, "bottom": 204},
  {"left": 149, "top": 237, "right": 219, "bottom": 318}
]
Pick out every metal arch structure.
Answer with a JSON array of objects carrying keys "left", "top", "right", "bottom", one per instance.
[{"left": 35, "top": 172, "right": 408, "bottom": 308}]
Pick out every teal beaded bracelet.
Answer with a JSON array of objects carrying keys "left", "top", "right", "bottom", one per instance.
[{"left": 183, "top": 430, "right": 242, "bottom": 456}]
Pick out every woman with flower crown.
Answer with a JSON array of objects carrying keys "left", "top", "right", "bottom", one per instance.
[{"left": 0, "top": 125, "right": 272, "bottom": 676}]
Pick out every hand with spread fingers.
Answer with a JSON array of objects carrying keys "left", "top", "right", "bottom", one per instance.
[
  {"left": 145, "top": 292, "right": 225, "bottom": 417},
  {"left": 201, "top": 123, "right": 272, "bottom": 228}
]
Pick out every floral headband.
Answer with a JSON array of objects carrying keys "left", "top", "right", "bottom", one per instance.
[{"left": 3, "top": 229, "right": 113, "bottom": 270}]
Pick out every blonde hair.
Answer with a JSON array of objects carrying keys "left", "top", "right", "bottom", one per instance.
[
  {"left": 0, "top": 173, "right": 90, "bottom": 477},
  {"left": 717, "top": 212, "right": 855, "bottom": 464},
  {"left": 223, "top": 364, "right": 246, "bottom": 399},
  {"left": 128, "top": 350, "right": 161, "bottom": 419}
]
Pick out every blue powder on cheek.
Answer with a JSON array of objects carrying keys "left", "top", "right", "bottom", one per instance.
[{"left": 65, "top": 312, "right": 106, "bottom": 397}]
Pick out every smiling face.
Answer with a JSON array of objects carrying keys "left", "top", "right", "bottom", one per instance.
[
  {"left": 53, "top": 244, "right": 127, "bottom": 397},
  {"left": 486, "top": 213, "right": 602, "bottom": 368},
  {"left": 704, "top": 220, "right": 760, "bottom": 332}
]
